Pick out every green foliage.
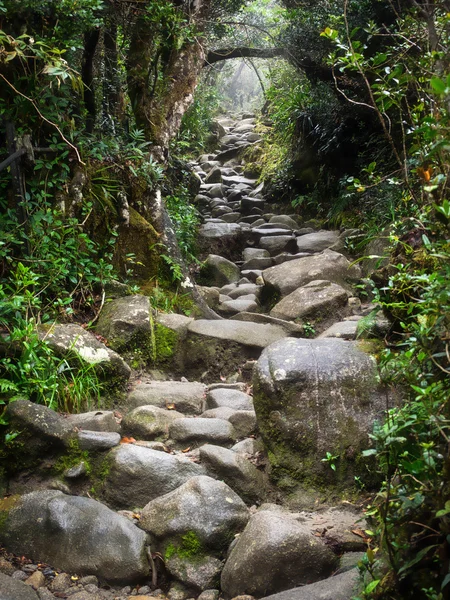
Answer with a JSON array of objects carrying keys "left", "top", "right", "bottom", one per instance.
[
  {"left": 175, "top": 81, "right": 221, "bottom": 157},
  {"left": 165, "top": 185, "right": 200, "bottom": 262}
]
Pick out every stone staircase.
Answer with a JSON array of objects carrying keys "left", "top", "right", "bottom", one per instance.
[{"left": 0, "top": 114, "right": 392, "bottom": 600}]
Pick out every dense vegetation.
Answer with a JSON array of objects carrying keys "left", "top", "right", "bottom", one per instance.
[{"left": 0, "top": 0, "right": 449, "bottom": 597}]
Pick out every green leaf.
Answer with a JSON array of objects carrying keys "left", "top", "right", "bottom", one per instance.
[
  {"left": 442, "top": 573, "right": 450, "bottom": 590},
  {"left": 364, "top": 579, "right": 380, "bottom": 594},
  {"left": 398, "top": 545, "right": 437, "bottom": 575},
  {"left": 430, "top": 77, "right": 447, "bottom": 94}
]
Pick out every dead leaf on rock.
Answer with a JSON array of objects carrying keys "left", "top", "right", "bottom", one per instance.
[{"left": 120, "top": 436, "right": 136, "bottom": 444}]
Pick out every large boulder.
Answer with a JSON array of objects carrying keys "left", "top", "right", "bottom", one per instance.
[
  {"left": 4, "top": 400, "right": 75, "bottom": 472},
  {"left": 253, "top": 338, "right": 385, "bottom": 488},
  {"left": 270, "top": 280, "right": 349, "bottom": 322},
  {"left": 102, "top": 444, "right": 204, "bottom": 509},
  {"left": 39, "top": 323, "right": 131, "bottom": 389},
  {"left": 181, "top": 320, "right": 290, "bottom": 381},
  {"left": 0, "top": 491, "right": 149, "bottom": 584},
  {"left": 0, "top": 572, "right": 39, "bottom": 600},
  {"left": 260, "top": 569, "right": 359, "bottom": 600},
  {"left": 139, "top": 475, "right": 249, "bottom": 553},
  {"left": 95, "top": 295, "right": 151, "bottom": 353},
  {"left": 262, "top": 249, "right": 361, "bottom": 297},
  {"left": 220, "top": 511, "right": 338, "bottom": 598}
]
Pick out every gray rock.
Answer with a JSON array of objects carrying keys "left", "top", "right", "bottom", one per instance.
[
  {"left": 219, "top": 298, "right": 259, "bottom": 315},
  {"left": 0, "top": 491, "right": 149, "bottom": 584},
  {"left": 200, "top": 184, "right": 225, "bottom": 198},
  {"left": 197, "top": 590, "right": 220, "bottom": 600},
  {"left": 337, "top": 552, "right": 365, "bottom": 573},
  {"left": 232, "top": 438, "right": 256, "bottom": 455},
  {"left": 318, "top": 320, "right": 358, "bottom": 340},
  {"left": 230, "top": 313, "right": 304, "bottom": 337},
  {"left": 65, "top": 461, "right": 88, "bottom": 479},
  {"left": 298, "top": 508, "right": 367, "bottom": 552},
  {"left": 270, "top": 280, "right": 349, "bottom": 321},
  {"left": 243, "top": 248, "right": 270, "bottom": 261},
  {"left": 269, "top": 215, "right": 299, "bottom": 229},
  {"left": 5, "top": 399, "right": 75, "bottom": 451},
  {"left": 272, "top": 252, "right": 312, "bottom": 266},
  {"left": 201, "top": 407, "right": 237, "bottom": 420},
  {"left": 167, "top": 581, "right": 192, "bottom": 600},
  {"left": 122, "top": 405, "right": 184, "bottom": 440},
  {"left": 66, "top": 411, "right": 120, "bottom": 433},
  {"left": 241, "top": 256, "right": 273, "bottom": 271},
  {"left": 262, "top": 249, "right": 361, "bottom": 297},
  {"left": 206, "top": 389, "right": 253, "bottom": 411},
  {"left": 259, "top": 569, "right": 359, "bottom": 600},
  {"left": 95, "top": 295, "right": 151, "bottom": 353},
  {"left": 0, "top": 572, "right": 39, "bottom": 600},
  {"left": 200, "top": 445, "right": 265, "bottom": 503},
  {"left": 228, "top": 284, "right": 261, "bottom": 300},
  {"left": 166, "top": 555, "right": 223, "bottom": 592},
  {"left": 77, "top": 430, "right": 121, "bottom": 450},
  {"left": 205, "top": 167, "right": 222, "bottom": 184},
  {"left": 259, "top": 236, "right": 297, "bottom": 256},
  {"left": 241, "top": 198, "right": 266, "bottom": 215},
  {"left": 139, "top": 475, "right": 249, "bottom": 551},
  {"left": 37, "top": 589, "right": 57, "bottom": 600},
  {"left": 49, "top": 573, "right": 74, "bottom": 592},
  {"left": 221, "top": 212, "right": 241, "bottom": 223},
  {"left": 228, "top": 410, "right": 257, "bottom": 438},
  {"left": 233, "top": 123, "right": 255, "bottom": 133},
  {"left": 252, "top": 226, "right": 293, "bottom": 237},
  {"left": 197, "top": 286, "right": 221, "bottom": 310},
  {"left": 198, "top": 222, "right": 241, "bottom": 240},
  {"left": 169, "top": 418, "right": 237, "bottom": 446},
  {"left": 240, "top": 269, "right": 263, "bottom": 283},
  {"left": 40, "top": 323, "right": 131, "bottom": 387},
  {"left": 295, "top": 230, "right": 340, "bottom": 253},
  {"left": 103, "top": 444, "right": 204, "bottom": 508},
  {"left": 221, "top": 511, "right": 338, "bottom": 597},
  {"left": 127, "top": 381, "right": 206, "bottom": 415},
  {"left": 187, "top": 320, "right": 288, "bottom": 350},
  {"left": 201, "top": 255, "right": 241, "bottom": 287},
  {"left": 253, "top": 338, "right": 385, "bottom": 487}
]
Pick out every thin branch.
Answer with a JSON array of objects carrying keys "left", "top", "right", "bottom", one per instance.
[{"left": 0, "top": 73, "right": 84, "bottom": 164}]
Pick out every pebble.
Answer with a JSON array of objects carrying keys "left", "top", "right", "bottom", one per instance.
[{"left": 25, "top": 570, "right": 46, "bottom": 588}]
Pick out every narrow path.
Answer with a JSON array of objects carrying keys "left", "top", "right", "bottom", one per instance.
[{"left": 0, "top": 113, "right": 389, "bottom": 600}]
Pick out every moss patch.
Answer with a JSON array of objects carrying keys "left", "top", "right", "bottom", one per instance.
[
  {"left": 164, "top": 531, "right": 204, "bottom": 561},
  {"left": 54, "top": 438, "right": 92, "bottom": 476}
]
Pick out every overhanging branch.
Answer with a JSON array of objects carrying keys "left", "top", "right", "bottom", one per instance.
[{"left": 205, "top": 46, "right": 287, "bottom": 65}]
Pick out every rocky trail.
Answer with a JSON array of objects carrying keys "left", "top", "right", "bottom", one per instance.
[{"left": 0, "top": 114, "right": 391, "bottom": 600}]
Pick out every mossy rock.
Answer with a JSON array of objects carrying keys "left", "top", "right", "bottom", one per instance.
[{"left": 253, "top": 337, "right": 386, "bottom": 492}]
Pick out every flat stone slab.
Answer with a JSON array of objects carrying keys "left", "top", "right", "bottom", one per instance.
[
  {"left": 187, "top": 320, "right": 289, "bottom": 349},
  {"left": 199, "top": 222, "right": 241, "bottom": 239},
  {"left": 219, "top": 297, "right": 259, "bottom": 314},
  {"left": 169, "top": 417, "right": 237, "bottom": 446},
  {"left": 230, "top": 312, "right": 304, "bottom": 336},
  {"left": 319, "top": 320, "right": 359, "bottom": 339},
  {"left": 77, "top": 430, "right": 121, "bottom": 450},
  {"left": 296, "top": 230, "right": 340, "bottom": 253},
  {"left": 127, "top": 381, "right": 206, "bottom": 415}
]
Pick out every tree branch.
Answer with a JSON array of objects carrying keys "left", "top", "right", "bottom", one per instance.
[{"left": 205, "top": 46, "right": 287, "bottom": 65}]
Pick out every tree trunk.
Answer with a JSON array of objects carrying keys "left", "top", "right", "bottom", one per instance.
[{"left": 82, "top": 28, "right": 101, "bottom": 133}]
